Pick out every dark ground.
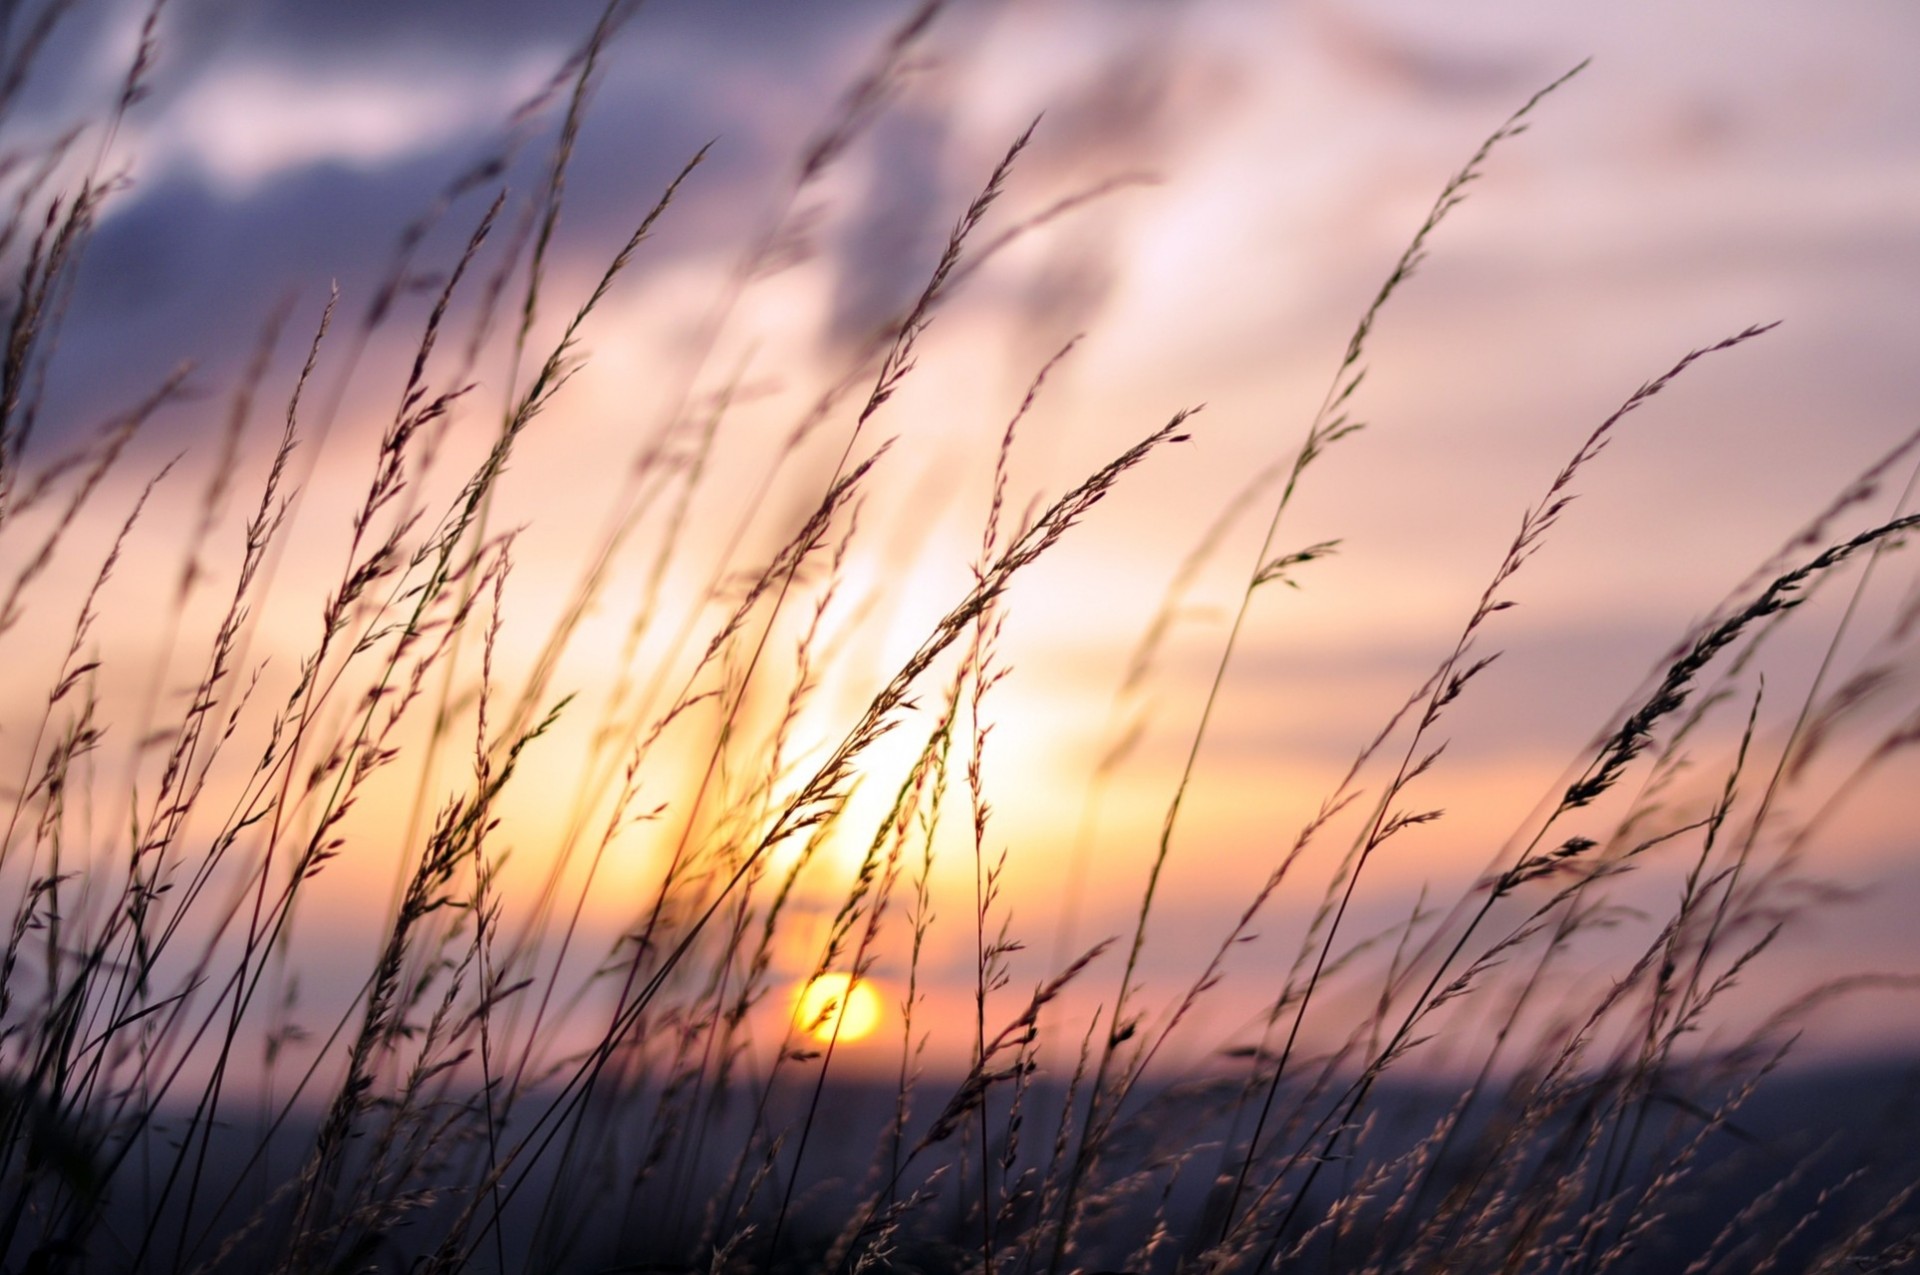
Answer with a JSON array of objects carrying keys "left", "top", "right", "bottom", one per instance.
[{"left": 21, "top": 1055, "right": 1920, "bottom": 1273}]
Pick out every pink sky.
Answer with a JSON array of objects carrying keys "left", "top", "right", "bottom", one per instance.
[{"left": 6, "top": 0, "right": 1920, "bottom": 1096}]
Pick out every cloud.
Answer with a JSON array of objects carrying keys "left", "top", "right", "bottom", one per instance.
[
  {"left": 35, "top": 1, "right": 918, "bottom": 441},
  {"left": 201, "top": 0, "right": 870, "bottom": 64},
  {"left": 825, "top": 102, "right": 952, "bottom": 346},
  {"left": 1300, "top": 2, "right": 1545, "bottom": 102},
  {"left": 34, "top": 1, "right": 1248, "bottom": 451},
  {"left": 142, "top": 55, "right": 554, "bottom": 199}
]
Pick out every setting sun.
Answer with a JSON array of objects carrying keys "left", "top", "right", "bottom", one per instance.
[{"left": 793, "top": 973, "right": 884, "bottom": 1045}]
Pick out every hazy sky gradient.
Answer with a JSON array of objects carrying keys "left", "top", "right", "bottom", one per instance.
[{"left": 13, "top": 0, "right": 1920, "bottom": 1075}]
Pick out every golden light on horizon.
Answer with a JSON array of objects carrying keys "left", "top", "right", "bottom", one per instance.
[{"left": 793, "top": 973, "right": 884, "bottom": 1045}]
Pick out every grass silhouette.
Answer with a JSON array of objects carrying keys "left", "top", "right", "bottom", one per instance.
[{"left": 2, "top": 4, "right": 1918, "bottom": 1272}]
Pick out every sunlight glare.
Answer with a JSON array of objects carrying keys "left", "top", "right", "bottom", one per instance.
[{"left": 793, "top": 973, "right": 883, "bottom": 1044}]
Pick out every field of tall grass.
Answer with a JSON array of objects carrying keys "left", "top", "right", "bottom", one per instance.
[{"left": 3, "top": 3, "right": 1919, "bottom": 1271}]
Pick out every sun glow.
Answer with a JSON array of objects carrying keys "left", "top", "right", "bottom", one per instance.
[{"left": 793, "top": 973, "right": 884, "bottom": 1045}]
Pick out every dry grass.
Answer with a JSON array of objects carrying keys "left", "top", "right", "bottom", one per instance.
[{"left": 2, "top": 4, "right": 1919, "bottom": 1273}]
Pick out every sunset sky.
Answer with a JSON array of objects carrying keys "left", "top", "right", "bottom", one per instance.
[{"left": 10, "top": 0, "right": 1920, "bottom": 1085}]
